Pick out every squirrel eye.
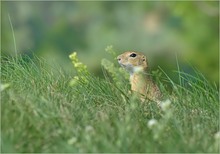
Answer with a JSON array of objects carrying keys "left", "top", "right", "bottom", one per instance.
[{"left": 130, "top": 53, "right": 137, "bottom": 57}]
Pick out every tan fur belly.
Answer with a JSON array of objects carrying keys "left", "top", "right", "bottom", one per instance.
[{"left": 130, "top": 74, "right": 162, "bottom": 100}]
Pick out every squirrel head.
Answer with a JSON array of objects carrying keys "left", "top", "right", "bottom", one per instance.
[{"left": 117, "top": 51, "right": 148, "bottom": 74}]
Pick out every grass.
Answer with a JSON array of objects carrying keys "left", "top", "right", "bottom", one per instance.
[{"left": 1, "top": 55, "right": 219, "bottom": 153}]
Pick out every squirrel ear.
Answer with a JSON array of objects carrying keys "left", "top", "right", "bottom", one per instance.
[{"left": 142, "top": 56, "right": 148, "bottom": 68}]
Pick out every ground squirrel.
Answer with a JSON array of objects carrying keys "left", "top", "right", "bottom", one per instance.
[{"left": 117, "top": 51, "right": 162, "bottom": 103}]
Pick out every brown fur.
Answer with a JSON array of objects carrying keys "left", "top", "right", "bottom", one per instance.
[{"left": 117, "top": 51, "right": 162, "bottom": 102}]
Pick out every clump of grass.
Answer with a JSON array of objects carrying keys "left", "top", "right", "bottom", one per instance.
[{"left": 1, "top": 51, "right": 219, "bottom": 153}]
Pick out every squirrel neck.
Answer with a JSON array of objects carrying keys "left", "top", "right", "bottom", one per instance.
[
  {"left": 130, "top": 66, "right": 148, "bottom": 76},
  {"left": 129, "top": 69, "right": 153, "bottom": 95},
  {"left": 130, "top": 68, "right": 152, "bottom": 84}
]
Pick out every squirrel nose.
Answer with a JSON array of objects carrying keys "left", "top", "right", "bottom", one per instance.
[{"left": 117, "top": 56, "right": 121, "bottom": 61}]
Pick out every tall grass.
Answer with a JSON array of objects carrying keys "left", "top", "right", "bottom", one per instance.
[{"left": 1, "top": 54, "right": 219, "bottom": 153}]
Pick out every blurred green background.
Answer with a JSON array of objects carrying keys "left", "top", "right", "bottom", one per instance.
[{"left": 1, "top": 1, "right": 219, "bottom": 84}]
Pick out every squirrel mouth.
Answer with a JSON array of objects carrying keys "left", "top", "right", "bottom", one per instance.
[
  {"left": 119, "top": 63, "right": 125, "bottom": 67},
  {"left": 119, "top": 63, "right": 128, "bottom": 69}
]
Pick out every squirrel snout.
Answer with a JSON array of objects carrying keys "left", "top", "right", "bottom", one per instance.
[{"left": 117, "top": 56, "right": 121, "bottom": 62}]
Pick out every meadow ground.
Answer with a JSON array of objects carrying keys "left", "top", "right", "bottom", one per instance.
[{"left": 1, "top": 55, "right": 219, "bottom": 153}]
